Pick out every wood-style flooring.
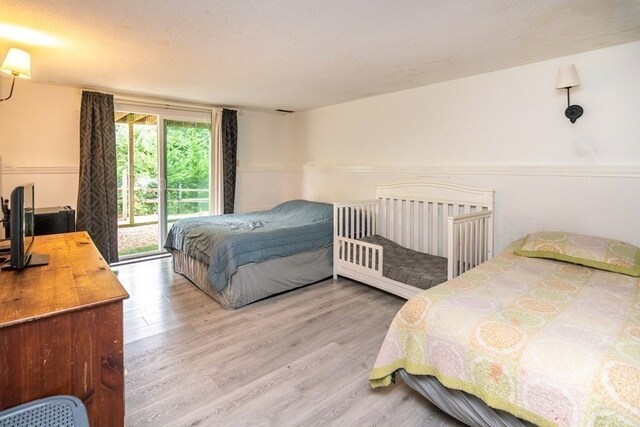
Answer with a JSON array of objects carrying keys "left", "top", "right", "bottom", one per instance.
[{"left": 114, "top": 257, "right": 464, "bottom": 427}]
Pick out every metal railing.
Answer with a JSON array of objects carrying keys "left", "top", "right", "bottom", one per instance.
[{"left": 118, "top": 182, "right": 209, "bottom": 223}]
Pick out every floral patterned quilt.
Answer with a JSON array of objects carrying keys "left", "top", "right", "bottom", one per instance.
[{"left": 370, "top": 241, "right": 640, "bottom": 427}]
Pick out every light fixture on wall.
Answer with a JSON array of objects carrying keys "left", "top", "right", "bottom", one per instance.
[
  {"left": 0, "top": 48, "right": 32, "bottom": 102},
  {"left": 556, "top": 64, "right": 582, "bottom": 123}
]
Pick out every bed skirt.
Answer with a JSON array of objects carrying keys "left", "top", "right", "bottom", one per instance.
[
  {"left": 398, "top": 370, "right": 535, "bottom": 427},
  {"left": 170, "top": 246, "right": 333, "bottom": 309}
]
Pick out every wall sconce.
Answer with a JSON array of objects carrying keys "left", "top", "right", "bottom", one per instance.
[
  {"left": 0, "top": 48, "right": 32, "bottom": 102},
  {"left": 556, "top": 64, "right": 583, "bottom": 123}
]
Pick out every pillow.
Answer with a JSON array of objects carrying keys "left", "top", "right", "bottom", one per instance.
[{"left": 514, "top": 231, "right": 640, "bottom": 277}]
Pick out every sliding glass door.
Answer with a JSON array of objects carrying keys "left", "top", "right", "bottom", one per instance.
[
  {"left": 115, "top": 112, "right": 161, "bottom": 256},
  {"left": 164, "top": 119, "right": 211, "bottom": 238},
  {"left": 115, "top": 105, "right": 211, "bottom": 258}
]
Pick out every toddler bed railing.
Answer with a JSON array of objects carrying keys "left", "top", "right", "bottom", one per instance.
[{"left": 333, "top": 181, "right": 494, "bottom": 298}]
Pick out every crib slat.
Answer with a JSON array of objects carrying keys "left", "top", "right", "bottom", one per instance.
[
  {"left": 463, "top": 220, "right": 468, "bottom": 272},
  {"left": 470, "top": 220, "right": 474, "bottom": 269},
  {"left": 448, "top": 219, "right": 454, "bottom": 278},
  {"left": 420, "top": 202, "right": 426, "bottom": 252},
  {"left": 395, "top": 200, "right": 401, "bottom": 245},
  {"left": 442, "top": 204, "right": 450, "bottom": 257},
  {"left": 483, "top": 217, "right": 487, "bottom": 260},
  {"left": 414, "top": 202, "right": 425, "bottom": 252},
  {"left": 402, "top": 200, "right": 414, "bottom": 249},
  {"left": 468, "top": 219, "right": 473, "bottom": 268},
  {"left": 388, "top": 199, "right": 395, "bottom": 241},
  {"left": 479, "top": 217, "right": 484, "bottom": 262},
  {"left": 431, "top": 203, "right": 438, "bottom": 255},
  {"left": 458, "top": 221, "right": 462, "bottom": 274},
  {"left": 465, "top": 221, "right": 470, "bottom": 273},
  {"left": 468, "top": 221, "right": 472, "bottom": 271},
  {"left": 372, "top": 204, "right": 375, "bottom": 237},
  {"left": 386, "top": 199, "right": 391, "bottom": 239},
  {"left": 372, "top": 205, "right": 380, "bottom": 234},
  {"left": 475, "top": 218, "right": 480, "bottom": 265},
  {"left": 364, "top": 245, "right": 369, "bottom": 268},
  {"left": 380, "top": 199, "right": 386, "bottom": 237},
  {"left": 480, "top": 218, "right": 484, "bottom": 262},
  {"left": 471, "top": 219, "right": 476, "bottom": 266},
  {"left": 342, "top": 207, "right": 347, "bottom": 238},
  {"left": 395, "top": 199, "right": 401, "bottom": 245},
  {"left": 402, "top": 200, "right": 408, "bottom": 247},
  {"left": 456, "top": 222, "right": 460, "bottom": 274},
  {"left": 467, "top": 221, "right": 472, "bottom": 271}
]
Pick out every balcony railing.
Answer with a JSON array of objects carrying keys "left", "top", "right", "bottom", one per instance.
[{"left": 118, "top": 184, "right": 209, "bottom": 223}]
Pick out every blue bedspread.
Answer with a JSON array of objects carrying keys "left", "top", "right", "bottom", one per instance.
[{"left": 164, "top": 200, "right": 333, "bottom": 292}]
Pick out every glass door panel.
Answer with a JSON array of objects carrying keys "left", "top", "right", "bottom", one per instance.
[
  {"left": 115, "top": 112, "right": 161, "bottom": 257},
  {"left": 164, "top": 120, "right": 211, "bottom": 232}
]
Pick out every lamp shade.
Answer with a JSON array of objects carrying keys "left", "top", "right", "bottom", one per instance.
[
  {"left": 1, "top": 48, "right": 31, "bottom": 79},
  {"left": 556, "top": 64, "right": 579, "bottom": 89}
]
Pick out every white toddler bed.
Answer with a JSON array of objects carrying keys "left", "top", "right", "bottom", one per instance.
[{"left": 333, "top": 181, "right": 494, "bottom": 298}]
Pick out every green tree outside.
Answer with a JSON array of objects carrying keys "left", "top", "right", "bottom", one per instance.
[{"left": 116, "top": 119, "right": 211, "bottom": 219}]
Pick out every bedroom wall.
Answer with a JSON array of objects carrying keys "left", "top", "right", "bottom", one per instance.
[
  {"left": 295, "top": 41, "right": 640, "bottom": 249},
  {"left": 0, "top": 81, "right": 80, "bottom": 207},
  {"left": 235, "top": 111, "right": 302, "bottom": 212},
  {"left": 0, "top": 81, "right": 302, "bottom": 215}
]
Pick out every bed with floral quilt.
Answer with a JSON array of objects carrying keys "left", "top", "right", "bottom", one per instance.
[{"left": 370, "top": 231, "right": 640, "bottom": 427}]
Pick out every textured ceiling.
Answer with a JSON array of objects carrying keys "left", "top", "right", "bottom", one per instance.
[{"left": 1, "top": 0, "right": 640, "bottom": 111}]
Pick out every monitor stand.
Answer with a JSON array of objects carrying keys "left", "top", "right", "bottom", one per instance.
[
  {"left": 1, "top": 253, "right": 49, "bottom": 270},
  {"left": 26, "top": 253, "right": 50, "bottom": 268}
]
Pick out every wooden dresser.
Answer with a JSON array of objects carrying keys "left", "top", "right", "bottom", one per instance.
[{"left": 0, "top": 232, "right": 129, "bottom": 427}]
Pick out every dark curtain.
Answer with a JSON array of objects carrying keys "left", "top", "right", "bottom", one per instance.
[
  {"left": 76, "top": 91, "right": 119, "bottom": 263},
  {"left": 222, "top": 108, "right": 238, "bottom": 214}
]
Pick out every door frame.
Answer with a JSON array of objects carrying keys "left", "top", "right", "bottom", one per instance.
[{"left": 114, "top": 100, "right": 213, "bottom": 259}]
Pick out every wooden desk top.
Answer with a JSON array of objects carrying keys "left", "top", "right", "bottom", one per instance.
[{"left": 0, "top": 232, "right": 129, "bottom": 328}]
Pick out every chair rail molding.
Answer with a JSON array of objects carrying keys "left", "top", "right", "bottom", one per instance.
[
  {"left": 4, "top": 165, "right": 301, "bottom": 174},
  {"left": 302, "top": 164, "right": 640, "bottom": 178},
  {"left": 236, "top": 165, "right": 302, "bottom": 173},
  {"left": 2, "top": 166, "right": 79, "bottom": 175}
]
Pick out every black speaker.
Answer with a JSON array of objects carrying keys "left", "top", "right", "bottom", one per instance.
[{"left": 34, "top": 206, "right": 76, "bottom": 236}]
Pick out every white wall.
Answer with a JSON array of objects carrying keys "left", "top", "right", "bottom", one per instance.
[
  {"left": 235, "top": 110, "right": 302, "bottom": 212},
  {"left": 0, "top": 81, "right": 303, "bottom": 214},
  {"left": 0, "top": 81, "right": 80, "bottom": 208},
  {"left": 295, "top": 41, "right": 640, "bottom": 249}
]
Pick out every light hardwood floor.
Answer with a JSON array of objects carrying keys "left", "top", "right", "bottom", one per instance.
[{"left": 114, "top": 258, "right": 464, "bottom": 427}]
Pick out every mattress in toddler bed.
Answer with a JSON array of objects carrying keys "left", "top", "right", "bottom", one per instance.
[{"left": 356, "top": 235, "right": 448, "bottom": 290}]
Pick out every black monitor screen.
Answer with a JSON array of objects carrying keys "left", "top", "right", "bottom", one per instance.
[
  {"left": 24, "top": 183, "right": 35, "bottom": 259},
  {"left": 8, "top": 183, "right": 35, "bottom": 269}
]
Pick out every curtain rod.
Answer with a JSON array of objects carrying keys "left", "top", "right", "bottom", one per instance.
[
  {"left": 82, "top": 89, "right": 240, "bottom": 113},
  {"left": 113, "top": 95, "right": 218, "bottom": 113}
]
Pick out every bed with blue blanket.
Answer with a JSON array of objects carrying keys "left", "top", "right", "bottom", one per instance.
[{"left": 164, "top": 200, "right": 334, "bottom": 309}]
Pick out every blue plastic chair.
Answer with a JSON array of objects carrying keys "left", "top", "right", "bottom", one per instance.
[{"left": 0, "top": 395, "right": 89, "bottom": 427}]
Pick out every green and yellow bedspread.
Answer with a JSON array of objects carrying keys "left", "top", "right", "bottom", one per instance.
[{"left": 370, "top": 241, "right": 640, "bottom": 426}]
